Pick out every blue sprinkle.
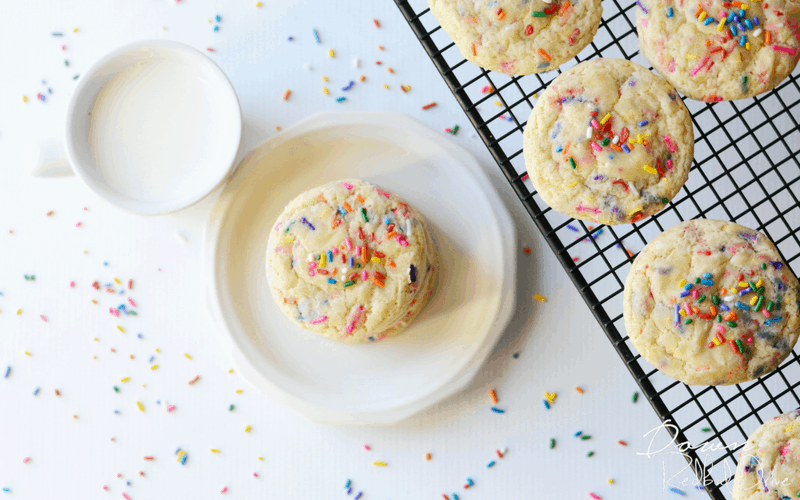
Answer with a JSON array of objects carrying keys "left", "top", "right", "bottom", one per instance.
[
  {"left": 214, "top": 25, "right": 219, "bottom": 32},
  {"left": 347, "top": 487, "right": 352, "bottom": 494},
  {"left": 667, "top": 6, "right": 673, "bottom": 16},
  {"left": 180, "top": 454, "right": 187, "bottom": 465},
  {"left": 338, "top": 207, "right": 346, "bottom": 215},
  {"left": 726, "top": 11, "right": 736, "bottom": 24},
  {"left": 684, "top": 283, "right": 693, "bottom": 291},
  {"left": 336, "top": 96, "right": 346, "bottom": 103},
  {"left": 149, "top": 355, "right": 155, "bottom": 363},
  {"left": 702, "top": 272, "right": 713, "bottom": 279},
  {"left": 765, "top": 317, "right": 783, "bottom": 325},
  {"left": 4, "top": 367, "right": 9, "bottom": 378},
  {"left": 215, "top": 14, "right": 221, "bottom": 22},
  {"left": 701, "top": 279, "right": 713, "bottom": 286},
  {"left": 669, "top": 487, "right": 686, "bottom": 496},
  {"left": 703, "top": 17, "right": 714, "bottom": 25},
  {"left": 639, "top": 120, "right": 649, "bottom": 127},
  {"left": 543, "top": 400, "right": 550, "bottom": 410},
  {"left": 137, "top": 333, "right": 143, "bottom": 339},
  {"left": 753, "top": 16, "right": 760, "bottom": 25},
  {"left": 487, "top": 461, "right": 496, "bottom": 468},
  {"left": 738, "top": 287, "right": 752, "bottom": 296},
  {"left": 342, "top": 81, "right": 355, "bottom": 91},
  {"left": 491, "top": 407, "right": 505, "bottom": 413},
  {"left": 114, "top": 410, "right": 120, "bottom": 414},
  {"left": 300, "top": 217, "right": 315, "bottom": 230},
  {"left": 744, "top": 19, "right": 753, "bottom": 30},
  {"left": 536, "top": 62, "right": 550, "bottom": 69},
  {"left": 730, "top": 25, "right": 737, "bottom": 36},
  {"left": 327, "top": 278, "right": 336, "bottom": 284},
  {"left": 574, "top": 431, "right": 582, "bottom": 437},
  {"left": 355, "top": 493, "right": 362, "bottom": 500},
  {"left": 555, "top": 146, "right": 563, "bottom": 153},
  {"left": 452, "top": 494, "right": 459, "bottom": 500},
  {"left": 735, "top": 302, "right": 751, "bottom": 311},
  {"left": 621, "top": 144, "right": 631, "bottom": 153},
  {"left": 104, "top": 262, "right": 108, "bottom": 266},
  {"left": 720, "top": 304, "right": 730, "bottom": 312},
  {"left": 674, "top": 304, "right": 681, "bottom": 325},
  {"left": 2, "top": 488, "right": 9, "bottom": 492},
  {"left": 739, "top": 8, "right": 745, "bottom": 17},
  {"left": 312, "top": 29, "right": 320, "bottom": 44},
  {"left": 467, "top": 478, "right": 474, "bottom": 486},
  {"left": 287, "top": 36, "right": 294, "bottom": 41},
  {"left": 327, "top": 251, "right": 333, "bottom": 263},
  {"left": 33, "top": 387, "right": 40, "bottom": 396}
]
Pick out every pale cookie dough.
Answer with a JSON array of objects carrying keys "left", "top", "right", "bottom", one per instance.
[
  {"left": 266, "top": 179, "right": 437, "bottom": 344},
  {"left": 636, "top": 0, "right": 800, "bottom": 101},
  {"left": 733, "top": 409, "right": 800, "bottom": 500},
  {"left": 428, "top": 0, "right": 602, "bottom": 75},
  {"left": 523, "top": 58, "right": 693, "bottom": 224},
  {"left": 623, "top": 219, "right": 800, "bottom": 385}
]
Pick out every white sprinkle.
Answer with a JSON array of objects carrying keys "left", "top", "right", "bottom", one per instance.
[
  {"left": 352, "top": 57, "right": 360, "bottom": 68},
  {"left": 612, "top": 135, "right": 619, "bottom": 144},
  {"left": 723, "top": 295, "right": 736, "bottom": 302},
  {"left": 586, "top": 127, "right": 592, "bottom": 139},
  {"left": 752, "top": 28, "right": 762, "bottom": 37},
  {"left": 627, "top": 181, "right": 636, "bottom": 192},
  {"left": 307, "top": 254, "right": 314, "bottom": 262},
  {"left": 302, "top": 63, "right": 313, "bottom": 71},
  {"left": 174, "top": 231, "right": 188, "bottom": 243}
]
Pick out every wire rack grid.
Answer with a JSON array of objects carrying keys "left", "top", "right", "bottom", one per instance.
[{"left": 394, "top": 0, "right": 800, "bottom": 497}]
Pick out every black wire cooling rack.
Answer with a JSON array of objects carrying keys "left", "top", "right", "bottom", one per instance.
[{"left": 394, "top": 0, "right": 800, "bottom": 497}]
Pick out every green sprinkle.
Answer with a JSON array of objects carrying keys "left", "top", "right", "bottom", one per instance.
[
  {"left": 361, "top": 208, "right": 368, "bottom": 222},
  {"left": 451, "top": 124, "right": 459, "bottom": 135},
  {"left": 229, "top": 404, "right": 234, "bottom": 411},
  {"left": 754, "top": 296, "right": 764, "bottom": 313},
  {"left": 777, "top": 300, "right": 782, "bottom": 310},
  {"left": 697, "top": 295, "right": 706, "bottom": 303},
  {"left": 712, "top": 295, "right": 720, "bottom": 305},
  {"left": 761, "top": 262, "right": 767, "bottom": 270},
  {"left": 632, "top": 392, "right": 638, "bottom": 403},
  {"left": 356, "top": 264, "right": 361, "bottom": 268},
  {"left": 767, "top": 301, "right": 774, "bottom": 312},
  {"left": 569, "top": 157, "right": 576, "bottom": 169},
  {"left": 531, "top": 11, "right": 547, "bottom": 16},
  {"left": 343, "top": 280, "right": 355, "bottom": 287},
  {"left": 601, "top": 138, "right": 610, "bottom": 146},
  {"left": 581, "top": 435, "right": 591, "bottom": 440},
  {"left": 695, "top": 277, "right": 701, "bottom": 284},
  {"left": 735, "top": 339, "right": 744, "bottom": 353},
  {"left": 727, "top": 321, "right": 737, "bottom": 328},
  {"left": 661, "top": 198, "right": 669, "bottom": 204},
  {"left": 113, "top": 386, "right": 119, "bottom": 393},
  {"left": 587, "top": 451, "right": 594, "bottom": 457},
  {"left": 549, "top": 438, "right": 555, "bottom": 449},
  {"left": 749, "top": 281, "right": 757, "bottom": 293},
  {"left": 757, "top": 287, "right": 764, "bottom": 295},
  {"left": 716, "top": 314, "right": 722, "bottom": 323},
  {"left": 701, "top": 427, "right": 711, "bottom": 432},
  {"left": 685, "top": 318, "right": 693, "bottom": 325},
  {"left": 64, "top": 60, "right": 69, "bottom": 66}
]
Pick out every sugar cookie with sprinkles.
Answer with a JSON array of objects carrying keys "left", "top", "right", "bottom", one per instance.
[
  {"left": 523, "top": 58, "right": 693, "bottom": 224},
  {"left": 428, "top": 0, "right": 603, "bottom": 75},
  {"left": 623, "top": 219, "right": 800, "bottom": 385},
  {"left": 266, "top": 180, "right": 437, "bottom": 343},
  {"left": 732, "top": 409, "right": 800, "bottom": 500},
  {"left": 636, "top": 0, "right": 800, "bottom": 101}
]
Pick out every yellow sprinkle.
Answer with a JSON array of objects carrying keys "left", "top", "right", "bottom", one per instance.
[
  {"left": 113, "top": 277, "right": 121, "bottom": 284},
  {"left": 712, "top": 337, "right": 721, "bottom": 346},
  {"left": 22, "top": 95, "right": 28, "bottom": 103},
  {"left": 17, "top": 309, "right": 22, "bottom": 315},
  {"left": 687, "top": 54, "right": 697, "bottom": 59},
  {"left": 176, "top": 451, "right": 186, "bottom": 461},
  {"left": 373, "top": 462, "right": 388, "bottom": 466},
  {"left": 93, "top": 337, "right": 98, "bottom": 342},
  {"left": 236, "top": 390, "right": 243, "bottom": 394},
  {"left": 746, "top": 42, "right": 750, "bottom": 50},
  {"left": 608, "top": 478, "right": 614, "bottom": 484},
  {"left": 328, "top": 49, "right": 335, "bottom": 58},
  {"left": 740, "top": 3, "right": 749, "bottom": 8},
  {"left": 750, "top": 296, "right": 758, "bottom": 306},
  {"left": 532, "top": 93, "right": 538, "bottom": 98},
  {"left": 211, "top": 449, "right": 220, "bottom": 453},
  {"left": 566, "top": 182, "right": 578, "bottom": 188},
  {"left": 784, "top": 422, "right": 796, "bottom": 432},
  {"left": 323, "top": 87, "right": 329, "bottom": 95},
  {"left": 756, "top": 280, "right": 762, "bottom": 288},
  {"left": 679, "top": 279, "right": 687, "bottom": 287},
  {"left": 256, "top": 1, "right": 262, "bottom": 6},
  {"left": 643, "top": 165, "right": 658, "bottom": 175},
  {"left": 229, "top": 369, "right": 234, "bottom": 373},
  {"left": 636, "top": 134, "right": 643, "bottom": 144},
  {"left": 121, "top": 377, "right": 130, "bottom": 383},
  {"left": 679, "top": 309, "right": 686, "bottom": 317},
  {"left": 258, "top": 457, "right": 263, "bottom": 461},
  {"left": 717, "top": 19, "right": 726, "bottom": 31},
  {"left": 73, "top": 27, "right": 79, "bottom": 32},
  {"left": 383, "top": 84, "right": 389, "bottom": 89},
  {"left": 155, "top": 348, "right": 160, "bottom": 353},
  {"left": 245, "top": 425, "right": 252, "bottom": 433},
  {"left": 533, "top": 294, "right": 548, "bottom": 302},
  {"left": 371, "top": 256, "right": 381, "bottom": 263},
  {"left": 284, "top": 236, "right": 295, "bottom": 244},
  {"left": 698, "top": 11, "right": 707, "bottom": 21},
  {"left": 731, "top": 288, "right": 737, "bottom": 295},
  {"left": 151, "top": 365, "right": 159, "bottom": 370},
  {"left": 629, "top": 208, "right": 643, "bottom": 216},
  {"left": 600, "top": 113, "right": 611, "bottom": 125},
  {"left": 739, "top": 281, "right": 749, "bottom": 288},
  {"left": 322, "top": 76, "right": 328, "bottom": 82},
  {"left": 185, "top": 353, "right": 192, "bottom": 359},
  {"left": 117, "top": 325, "right": 125, "bottom": 333},
  {"left": 544, "top": 392, "right": 557, "bottom": 403},
  {"left": 320, "top": 254, "right": 326, "bottom": 267},
  {"left": 494, "top": 101, "right": 503, "bottom": 106},
  {"left": 137, "top": 401, "right": 144, "bottom": 412},
  {"left": 25, "top": 351, "right": 31, "bottom": 357}
]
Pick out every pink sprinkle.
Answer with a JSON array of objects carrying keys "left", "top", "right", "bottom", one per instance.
[
  {"left": 763, "top": 309, "right": 771, "bottom": 318},
  {"left": 167, "top": 405, "right": 176, "bottom": 412},
  {"left": 521, "top": 173, "right": 529, "bottom": 180},
  {"left": 663, "top": 136, "right": 676, "bottom": 153},
  {"left": 589, "top": 493, "right": 602, "bottom": 500},
  {"left": 780, "top": 442, "right": 791, "bottom": 455},
  {"left": 716, "top": 324, "right": 725, "bottom": 334},
  {"left": 746, "top": 337, "right": 754, "bottom": 344},
  {"left": 344, "top": 237, "right": 352, "bottom": 251},
  {"left": 773, "top": 45, "right": 797, "bottom": 55},
  {"left": 397, "top": 235, "right": 409, "bottom": 247},
  {"left": 117, "top": 473, "right": 122, "bottom": 478},
  {"left": 341, "top": 182, "right": 354, "bottom": 189},
  {"left": 666, "top": 159, "right": 673, "bottom": 170},
  {"left": 690, "top": 56, "right": 709, "bottom": 76},
  {"left": 70, "top": 281, "right": 75, "bottom": 288},
  {"left": 220, "top": 487, "right": 228, "bottom": 493},
  {"left": 40, "top": 315, "right": 47, "bottom": 322},
  {"left": 76, "top": 222, "right": 82, "bottom": 227},
  {"left": 590, "top": 141, "right": 602, "bottom": 151},
  {"left": 62, "top": 45, "right": 66, "bottom": 51},
  {"left": 123, "top": 494, "right": 132, "bottom": 500},
  {"left": 103, "top": 486, "right": 109, "bottom": 491},
  {"left": 691, "top": 289, "right": 699, "bottom": 299},
  {"left": 684, "top": 303, "right": 692, "bottom": 315},
  {"left": 361, "top": 270, "right": 368, "bottom": 281},
  {"left": 363, "top": 444, "right": 371, "bottom": 450},
  {"left": 310, "top": 315, "right": 328, "bottom": 325},
  {"left": 346, "top": 305, "right": 364, "bottom": 334},
  {"left": 109, "top": 308, "right": 120, "bottom": 317},
  {"left": 23, "top": 457, "right": 30, "bottom": 463},
  {"left": 590, "top": 119, "right": 600, "bottom": 130},
  {"left": 128, "top": 298, "right": 137, "bottom": 307},
  {"left": 332, "top": 247, "right": 339, "bottom": 254},
  {"left": 376, "top": 189, "right": 391, "bottom": 198}
]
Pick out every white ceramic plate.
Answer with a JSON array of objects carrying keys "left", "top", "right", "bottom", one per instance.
[{"left": 204, "top": 111, "right": 516, "bottom": 424}]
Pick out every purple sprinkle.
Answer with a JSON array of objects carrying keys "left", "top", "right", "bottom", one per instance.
[
  {"left": 771, "top": 261, "right": 783, "bottom": 269},
  {"left": 410, "top": 265, "right": 417, "bottom": 283},
  {"left": 720, "top": 304, "right": 730, "bottom": 311},
  {"left": 679, "top": 290, "right": 691, "bottom": 297},
  {"left": 738, "top": 287, "right": 752, "bottom": 296},
  {"left": 566, "top": 224, "right": 578, "bottom": 232}
]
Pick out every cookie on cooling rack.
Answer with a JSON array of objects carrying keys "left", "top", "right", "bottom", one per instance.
[
  {"left": 428, "top": 0, "right": 602, "bottom": 75},
  {"left": 623, "top": 219, "right": 800, "bottom": 386},
  {"left": 636, "top": 0, "right": 800, "bottom": 102},
  {"left": 265, "top": 179, "right": 438, "bottom": 344},
  {"left": 732, "top": 409, "right": 800, "bottom": 500},
  {"left": 523, "top": 58, "right": 693, "bottom": 225}
]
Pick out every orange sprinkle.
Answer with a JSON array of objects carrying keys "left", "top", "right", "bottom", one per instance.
[
  {"left": 343, "top": 202, "right": 353, "bottom": 213},
  {"left": 575, "top": 387, "right": 584, "bottom": 394},
  {"left": 690, "top": 306, "right": 700, "bottom": 314},
  {"left": 490, "top": 389, "right": 498, "bottom": 404},
  {"left": 385, "top": 231, "right": 397, "bottom": 240},
  {"left": 332, "top": 219, "right": 341, "bottom": 229},
  {"left": 610, "top": 144, "right": 622, "bottom": 152},
  {"left": 694, "top": 5, "right": 704, "bottom": 16},
  {"left": 387, "top": 260, "right": 396, "bottom": 268},
  {"left": 559, "top": 1, "right": 571, "bottom": 15},
  {"left": 720, "top": 288, "right": 727, "bottom": 296},
  {"left": 284, "top": 298, "right": 297, "bottom": 305},
  {"left": 724, "top": 312, "right": 736, "bottom": 321},
  {"left": 537, "top": 48, "right": 552, "bottom": 61},
  {"left": 361, "top": 246, "right": 367, "bottom": 263},
  {"left": 765, "top": 31, "right": 771, "bottom": 44},
  {"left": 471, "top": 42, "right": 477, "bottom": 56},
  {"left": 425, "top": 453, "right": 431, "bottom": 461},
  {"left": 627, "top": 142, "right": 635, "bottom": 151},
  {"left": 282, "top": 89, "right": 291, "bottom": 100},
  {"left": 356, "top": 195, "right": 365, "bottom": 203},
  {"left": 710, "top": 305, "right": 717, "bottom": 315},
  {"left": 372, "top": 278, "right": 385, "bottom": 287}
]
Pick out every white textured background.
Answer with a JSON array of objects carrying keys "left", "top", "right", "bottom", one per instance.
[{"left": 0, "top": 0, "right": 715, "bottom": 498}]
